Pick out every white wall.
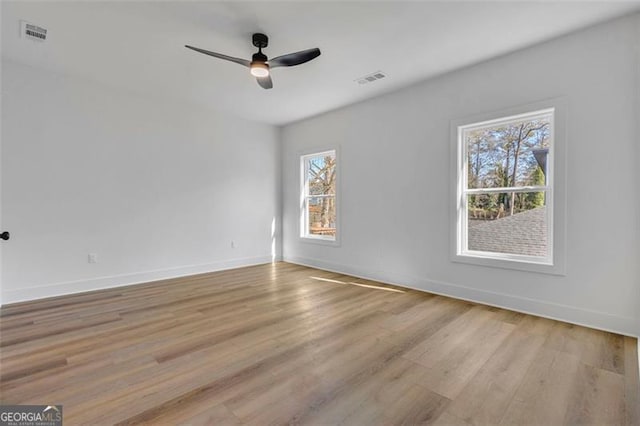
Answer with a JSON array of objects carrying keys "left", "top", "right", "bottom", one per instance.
[
  {"left": 636, "top": 13, "right": 640, "bottom": 339},
  {"left": 1, "top": 60, "right": 281, "bottom": 304},
  {"left": 282, "top": 14, "right": 640, "bottom": 336}
]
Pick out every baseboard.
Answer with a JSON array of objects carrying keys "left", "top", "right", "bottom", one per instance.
[
  {"left": 2, "top": 255, "right": 278, "bottom": 305},
  {"left": 284, "top": 255, "right": 640, "bottom": 338}
]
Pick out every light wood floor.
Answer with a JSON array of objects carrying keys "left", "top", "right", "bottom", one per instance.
[{"left": 1, "top": 262, "right": 638, "bottom": 425}]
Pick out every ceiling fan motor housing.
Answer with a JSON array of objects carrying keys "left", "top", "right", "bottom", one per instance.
[{"left": 252, "top": 51, "right": 268, "bottom": 63}]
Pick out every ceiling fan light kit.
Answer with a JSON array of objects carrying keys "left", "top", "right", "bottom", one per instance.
[
  {"left": 186, "top": 33, "right": 321, "bottom": 89},
  {"left": 250, "top": 62, "right": 269, "bottom": 77}
]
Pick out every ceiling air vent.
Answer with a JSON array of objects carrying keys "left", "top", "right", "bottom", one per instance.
[
  {"left": 20, "top": 21, "right": 47, "bottom": 41},
  {"left": 355, "top": 71, "right": 387, "bottom": 86}
]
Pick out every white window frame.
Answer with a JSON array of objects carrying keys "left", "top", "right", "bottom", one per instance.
[
  {"left": 300, "top": 149, "right": 339, "bottom": 245},
  {"left": 451, "top": 99, "right": 567, "bottom": 275}
]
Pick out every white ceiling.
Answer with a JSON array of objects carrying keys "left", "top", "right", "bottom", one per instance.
[{"left": 2, "top": 1, "right": 639, "bottom": 125}]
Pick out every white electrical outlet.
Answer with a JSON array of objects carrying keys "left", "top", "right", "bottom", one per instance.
[
  {"left": 88, "top": 253, "right": 98, "bottom": 264},
  {"left": 231, "top": 240, "right": 236, "bottom": 249}
]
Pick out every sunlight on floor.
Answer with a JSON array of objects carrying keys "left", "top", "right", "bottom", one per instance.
[{"left": 309, "top": 276, "right": 405, "bottom": 293}]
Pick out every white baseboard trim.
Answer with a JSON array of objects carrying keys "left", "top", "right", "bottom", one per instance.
[
  {"left": 2, "top": 255, "right": 278, "bottom": 305},
  {"left": 284, "top": 255, "right": 639, "bottom": 338}
]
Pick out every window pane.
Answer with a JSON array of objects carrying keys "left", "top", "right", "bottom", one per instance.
[
  {"left": 466, "top": 115, "right": 551, "bottom": 189},
  {"left": 307, "top": 154, "right": 336, "bottom": 195},
  {"left": 467, "top": 192, "right": 548, "bottom": 257},
  {"left": 307, "top": 196, "right": 336, "bottom": 237}
]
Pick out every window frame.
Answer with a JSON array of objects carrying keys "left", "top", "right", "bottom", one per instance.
[
  {"left": 450, "top": 99, "right": 567, "bottom": 275},
  {"left": 299, "top": 149, "right": 340, "bottom": 245}
]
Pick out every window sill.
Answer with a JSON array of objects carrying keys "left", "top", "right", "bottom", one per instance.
[
  {"left": 453, "top": 252, "right": 565, "bottom": 276},
  {"left": 300, "top": 236, "right": 341, "bottom": 247}
]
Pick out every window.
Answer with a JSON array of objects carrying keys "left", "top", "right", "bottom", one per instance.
[
  {"left": 456, "top": 108, "right": 554, "bottom": 266},
  {"left": 301, "top": 150, "right": 337, "bottom": 242}
]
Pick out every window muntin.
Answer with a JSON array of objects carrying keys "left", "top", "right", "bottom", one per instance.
[
  {"left": 458, "top": 109, "right": 554, "bottom": 264},
  {"left": 301, "top": 150, "right": 337, "bottom": 241}
]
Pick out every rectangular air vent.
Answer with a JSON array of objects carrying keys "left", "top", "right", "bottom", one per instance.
[
  {"left": 355, "top": 71, "right": 387, "bottom": 85},
  {"left": 20, "top": 20, "right": 47, "bottom": 41}
]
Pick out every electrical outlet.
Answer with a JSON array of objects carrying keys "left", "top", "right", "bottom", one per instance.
[
  {"left": 88, "top": 253, "right": 98, "bottom": 264},
  {"left": 231, "top": 240, "right": 236, "bottom": 249}
]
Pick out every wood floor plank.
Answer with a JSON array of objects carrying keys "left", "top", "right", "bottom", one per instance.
[
  {"left": 563, "top": 363, "right": 626, "bottom": 425},
  {"left": 174, "top": 403, "right": 241, "bottom": 426},
  {"left": 382, "top": 383, "right": 451, "bottom": 425},
  {"left": 0, "top": 262, "right": 636, "bottom": 425},
  {"left": 299, "top": 357, "right": 422, "bottom": 425},
  {"left": 0, "top": 312, "right": 122, "bottom": 347},
  {"left": 406, "top": 308, "right": 516, "bottom": 399},
  {"left": 545, "top": 321, "right": 625, "bottom": 374},
  {"left": 444, "top": 328, "right": 547, "bottom": 425},
  {"left": 623, "top": 336, "right": 640, "bottom": 425},
  {"left": 499, "top": 348, "right": 582, "bottom": 425},
  {"left": 402, "top": 305, "right": 493, "bottom": 366},
  {"left": 432, "top": 411, "right": 472, "bottom": 426},
  {"left": 0, "top": 356, "right": 68, "bottom": 383}
]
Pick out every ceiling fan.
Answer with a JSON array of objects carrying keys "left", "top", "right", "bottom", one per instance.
[{"left": 185, "top": 33, "right": 321, "bottom": 89}]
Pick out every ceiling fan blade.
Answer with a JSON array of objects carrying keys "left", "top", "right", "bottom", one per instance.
[
  {"left": 256, "top": 75, "right": 273, "bottom": 89},
  {"left": 185, "top": 45, "right": 250, "bottom": 67},
  {"left": 269, "top": 48, "right": 321, "bottom": 68}
]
